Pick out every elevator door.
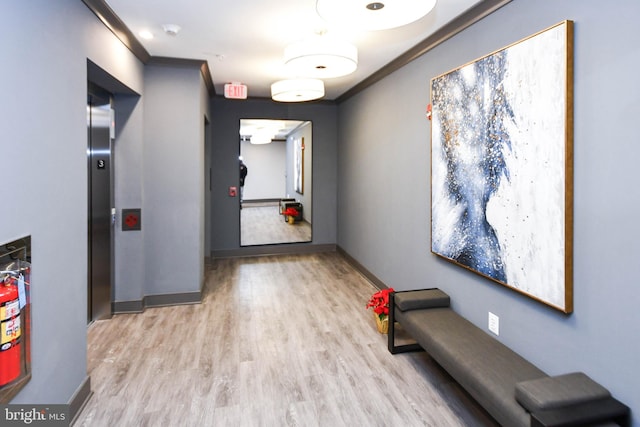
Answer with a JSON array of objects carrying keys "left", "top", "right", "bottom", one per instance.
[{"left": 87, "top": 86, "right": 113, "bottom": 323}]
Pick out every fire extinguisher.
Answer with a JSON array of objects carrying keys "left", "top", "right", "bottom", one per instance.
[{"left": 0, "top": 279, "right": 21, "bottom": 386}]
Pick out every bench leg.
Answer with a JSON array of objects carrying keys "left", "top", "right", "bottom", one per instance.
[{"left": 388, "top": 292, "right": 424, "bottom": 354}]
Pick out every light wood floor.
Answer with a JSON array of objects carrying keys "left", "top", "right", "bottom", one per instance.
[
  {"left": 75, "top": 252, "right": 498, "bottom": 426},
  {"left": 241, "top": 202, "right": 311, "bottom": 246}
]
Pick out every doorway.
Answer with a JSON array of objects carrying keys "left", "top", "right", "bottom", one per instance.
[{"left": 87, "top": 83, "right": 114, "bottom": 323}]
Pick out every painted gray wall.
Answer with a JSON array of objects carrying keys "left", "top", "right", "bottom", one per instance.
[
  {"left": 241, "top": 139, "right": 287, "bottom": 200},
  {"left": 211, "top": 98, "right": 337, "bottom": 252},
  {"left": 0, "top": 0, "right": 144, "bottom": 405},
  {"left": 337, "top": 0, "right": 640, "bottom": 422},
  {"left": 113, "top": 93, "right": 145, "bottom": 303},
  {"left": 1, "top": 0, "right": 210, "bottom": 406},
  {"left": 143, "top": 64, "right": 208, "bottom": 297}
]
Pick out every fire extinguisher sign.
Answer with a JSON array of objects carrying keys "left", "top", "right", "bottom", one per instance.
[
  {"left": 0, "top": 294, "right": 20, "bottom": 344},
  {"left": 1, "top": 316, "right": 20, "bottom": 342},
  {"left": 0, "top": 299, "right": 19, "bottom": 321}
]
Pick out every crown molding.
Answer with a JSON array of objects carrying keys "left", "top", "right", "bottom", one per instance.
[
  {"left": 82, "top": 0, "right": 150, "bottom": 63},
  {"left": 82, "top": 0, "right": 510, "bottom": 102},
  {"left": 82, "top": 0, "right": 215, "bottom": 96}
]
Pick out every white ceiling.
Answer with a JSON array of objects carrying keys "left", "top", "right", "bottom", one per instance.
[
  {"left": 104, "top": 0, "right": 483, "bottom": 100},
  {"left": 240, "top": 119, "right": 305, "bottom": 141}
]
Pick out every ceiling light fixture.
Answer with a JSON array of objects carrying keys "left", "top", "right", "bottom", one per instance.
[
  {"left": 162, "top": 24, "right": 181, "bottom": 36},
  {"left": 284, "top": 37, "right": 358, "bottom": 79},
  {"left": 316, "top": 0, "right": 437, "bottom": 31},
  {"left": 250, "top": 134, "right": 273, "bottom": 145},
  {"left": 271, "top": 79, "right": 325, "bottom": 103}
]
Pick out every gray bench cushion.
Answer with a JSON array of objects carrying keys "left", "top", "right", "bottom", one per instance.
[
  {"left": 396, "top": 307, "right": 547, "bottom": 427},
  {"left": 515, "top": 372, "right": 611, "bottom": 411},
  {"left": 394, "top": 289, "right": 450, "bottom": 311}
]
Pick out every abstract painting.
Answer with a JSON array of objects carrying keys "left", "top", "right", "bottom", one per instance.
[{"left": 430, "top": 21, "right": 573, "bottom": 312}]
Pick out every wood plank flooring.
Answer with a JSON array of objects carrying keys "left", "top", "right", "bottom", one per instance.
[
  {"left": 241, "top": 202, "right": 311, "bottom": 246},
  {"left": 75, "top": 252, "right": 498, "bottom": 426}
]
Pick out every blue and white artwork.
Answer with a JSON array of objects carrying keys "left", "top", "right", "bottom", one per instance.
[{"left": 430, "top": 21, "right": 573, "bottom": 312}]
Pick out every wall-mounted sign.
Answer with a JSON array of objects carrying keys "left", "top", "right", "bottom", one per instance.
[
  {"left": 122, "top": 208, "right": 141, "bottom": 231},
  {"left": 224, "top": 83, "right": 247, "bottom": 99}
]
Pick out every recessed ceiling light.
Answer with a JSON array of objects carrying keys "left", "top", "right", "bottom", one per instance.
[
  {"left": 138, "top": 30, "right": 154, "bottom": 40},
  {"left": 162, "top": 24, "right": 181, "bottom": 36}
]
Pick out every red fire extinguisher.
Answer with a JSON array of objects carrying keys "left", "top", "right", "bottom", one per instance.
[{"left": 0, "top": 280, "right": 21, "bottom": 386}]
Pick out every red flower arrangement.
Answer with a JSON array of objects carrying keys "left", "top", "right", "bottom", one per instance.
[
  {"left": 366, "top": 288, "right": 395, "bottom": 320},
  {"left": 283, "top": 207, "right": 299, "bottom": 217}
]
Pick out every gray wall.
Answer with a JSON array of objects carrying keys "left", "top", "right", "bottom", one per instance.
[
  {"left": 1, "top": 0, "right": 210, "bottom": 408},
  {"left": 113, "top": 93, "right": 145, "bottom": 303},
  {"left": 142, "top": 64, "right": 208, "bottom": 297},
  {"left": 113, "top": 63, "right": 208, "bottom": 306},
  {"left": 0, "top": 0, "right": 144, "bottom": 406},
  {"left": 240, "top": 139, "right": 287, "bottom": 200},
  {"left": 337, "top": 0, "right": 640, "bottom": 423},
  {"left": 211, "top": 98, "right": 337, "bottom": 253}
]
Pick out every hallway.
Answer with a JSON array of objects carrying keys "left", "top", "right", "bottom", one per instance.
[{"left": 75, "top": 252, "right": 497, "bottom": 426}]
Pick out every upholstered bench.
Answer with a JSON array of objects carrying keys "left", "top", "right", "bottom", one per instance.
[{"left": 388, "top": 288, "right": 630, "bottom": 427}]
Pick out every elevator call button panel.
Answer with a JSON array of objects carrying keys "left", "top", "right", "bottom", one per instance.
[{"left": 122, "top": 208, "right": 141, "bottom": 231}]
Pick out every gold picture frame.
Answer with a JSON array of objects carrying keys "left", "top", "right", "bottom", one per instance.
[
  {"left": 294, "top": 137, "right": 304, "bottom": 194},
  {"left": 430, "top": 21, "right": 574, "bottom": 313}
]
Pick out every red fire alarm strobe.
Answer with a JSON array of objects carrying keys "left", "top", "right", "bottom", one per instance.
[{"left": 224, "top": 83, "right": 248, "bottom": 100}]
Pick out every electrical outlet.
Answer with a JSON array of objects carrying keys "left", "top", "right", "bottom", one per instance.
[{"left": 488, "top": 312, "right": 500, "bottom": 336}]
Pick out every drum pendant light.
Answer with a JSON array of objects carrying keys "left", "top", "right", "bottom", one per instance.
[
  {"left": 284, "top": 37, "right": 358, "bottom": 79},
  {"left": 271, "top": 79, "right": 325, "bottom": 102},
  {"left": 316, "top": 0, "right": 437, "bottom": 31}
]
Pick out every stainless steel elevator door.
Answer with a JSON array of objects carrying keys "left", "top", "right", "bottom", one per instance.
[{"left": 87, "top": 87, "right": 113, "bottom": 323}]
